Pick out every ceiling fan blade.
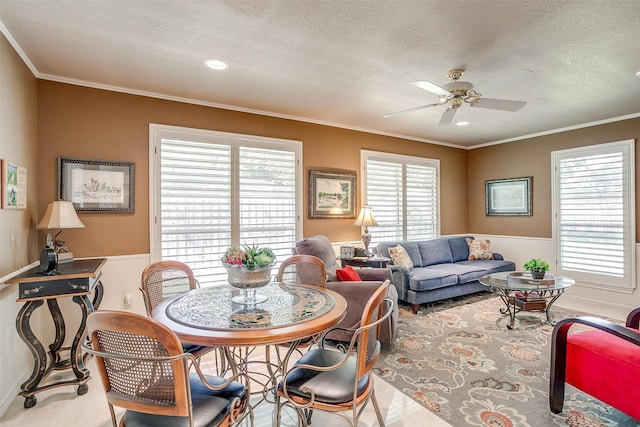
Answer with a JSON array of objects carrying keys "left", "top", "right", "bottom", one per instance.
[
  {"left": 383, "top": 102, "right": 443, "bottom": 118},
  {"left": 437, "top": 108, "right": 457, "bottom": 127},
  {"left": 411, "top": 80, "right": 451, "bottom": 97},
  {"left": 473, "top": 98, "right": 527, "bottom": 112},
  {"left": 474, "top": 69, "right": 535, "bottom": 95}
]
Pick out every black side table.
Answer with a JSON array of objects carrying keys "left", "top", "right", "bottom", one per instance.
[
  {"left": 340, "top": 257, "right": 389, "bottom": 269},
  {"left": 6, "top": 258, "right": 106, "bottom": 408}
]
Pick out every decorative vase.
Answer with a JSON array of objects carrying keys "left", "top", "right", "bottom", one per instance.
[
  {"left": 531, "top": 270, "right": 546, "bottom": 280},
  {"left": 224, "top": 264, "right": 274, "bottom": 305}
]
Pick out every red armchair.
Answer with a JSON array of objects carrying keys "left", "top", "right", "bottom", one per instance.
[{"left": 549, "top": 307, "right": 640, "bottom": 420}]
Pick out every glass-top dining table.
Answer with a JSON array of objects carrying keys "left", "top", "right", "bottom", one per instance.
[{"left": 152, "top": 281, "right": 347, "bottom": 403}]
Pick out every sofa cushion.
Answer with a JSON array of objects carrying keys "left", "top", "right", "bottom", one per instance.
[
  {"left": 418, "top": 239, "right": 453, "bottom": 266},
  {"left": 388, "top": 245, "right": 413, "bottom": 268},
  {"left": 448, "top": 236, "right": 472, "bottom": 262},
  {"left": 409, "top": 269, "right": 458, "bottom": 292},
  {"left": 423, "top": 263, "right": 486, "bottom": 284},
  {"left": 456, "top": 259, "right": 516, "bottom": 276},
  {"left": 336, "top": 266, "right": 361, "bottom": 281},
  {"left": 399, "top": 242, "right": 422, "bottom": 267},
  {"left": 465, "top": 238, "right": 494, "bottom": 260}
]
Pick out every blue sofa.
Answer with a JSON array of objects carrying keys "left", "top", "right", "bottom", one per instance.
[{"left": 377, "top": 236, "right": 515, "bottom": 313}]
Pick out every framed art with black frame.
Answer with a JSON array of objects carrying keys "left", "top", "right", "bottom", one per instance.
[
  {"left": 486, "top": 176, "right": 532, "bottom": 216},
  {"left": 58, "top": 157, "right": 135, "bottom": 213},
  {"left": 308, "top": 168, "right": 356, "bottom": 219}
]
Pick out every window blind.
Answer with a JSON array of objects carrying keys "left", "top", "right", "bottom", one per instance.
[
  {"left": 553, "top": 140, "right": 634, "bottom": 288},
  {"left": 363, "top": 151, "right": 439, "bottom": 247},
  {"left": 152, "top": 126, "right": 301, "bottom": 287}
]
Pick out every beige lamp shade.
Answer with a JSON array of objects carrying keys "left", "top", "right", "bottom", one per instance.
[
  {"left": 37, "top": 201, "right": 85, "bottom": 230},
  {"left": 353, "top": 206, "right": 378, "bottom": 227}
]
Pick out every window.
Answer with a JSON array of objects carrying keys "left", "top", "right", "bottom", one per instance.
[
  {"left": 150, "top": 124, "right": 302, "bottom": 286},
  {"left": 361, "top": 150, "right": 439, "bottom": 245},
  {"left": 552, "top": 140, "right": 635, "bottom": 289}
]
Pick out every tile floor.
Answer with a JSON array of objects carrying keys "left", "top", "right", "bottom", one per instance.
[{"left": 0, "top": 355, "right": 451, "bottom": 427}]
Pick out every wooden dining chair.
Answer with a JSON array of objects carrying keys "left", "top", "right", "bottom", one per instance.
[
  {"left": 84, "top": 310, "right": 253, "bottom": 427},
  {"left": 273, "top": 255, "right": 328, "bottom": 358},
  {"left": 275, "top": 280, "right": 393, "bottom": 427},
  {"left": 276, "top": 254, "right": 327, "bottom": 287},
  {"left": 140, "top": 260, "right": 218, "bottom": 363}
]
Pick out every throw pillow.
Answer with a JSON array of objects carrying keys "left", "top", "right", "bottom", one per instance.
[
  {"left": 465, "top": 238, "right": 494, "bottom": 260},
  {"left": 388, "top": 245, "right": 414, "bottom": 268},
  {"left": 335, "top": 265, "right": 362, "bottom": 281}
]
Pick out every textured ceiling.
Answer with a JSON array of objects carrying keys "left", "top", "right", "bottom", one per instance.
[{"left": 1, "top": 0, "right": 639, "bottom": 148}]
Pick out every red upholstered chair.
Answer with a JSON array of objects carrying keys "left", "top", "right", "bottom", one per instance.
[{"left": 549, "top": 307, "right": 640, "bottom": 420}]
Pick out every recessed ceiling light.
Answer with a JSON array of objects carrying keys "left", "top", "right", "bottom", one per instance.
[
  {"left": 636, "top": 70, "right": 640, "bottom": 76},
  {"left": 204, "top": 59, "right": 228, "bottom": 70},
  {"left": 455, "top": 121, "right": 470, "bottom": 126}
]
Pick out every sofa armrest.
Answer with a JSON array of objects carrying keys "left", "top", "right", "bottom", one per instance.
[
  {"left": 492, "top": 253, "right": 505, "bottom": 261},
  {"left": 355, "top": 268, "right": 392, "bottom": 282}
]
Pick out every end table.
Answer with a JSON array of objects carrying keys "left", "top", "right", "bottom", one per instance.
[
  {"left": 6, "top": 258, "right": 106, "bottom": 408},
  {"left": 340, "top": 257, "right": 389, "bottom": 269}
]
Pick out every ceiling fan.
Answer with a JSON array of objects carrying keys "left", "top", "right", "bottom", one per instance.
[{"left": 384, "top": 69, "right": 535, "bottom": 127}]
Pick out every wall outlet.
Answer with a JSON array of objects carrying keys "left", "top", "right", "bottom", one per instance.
[{"left": 123, "top": 293, "right": 132, "bottom": 309}]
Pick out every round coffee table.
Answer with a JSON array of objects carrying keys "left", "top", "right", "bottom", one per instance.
[{"left": 479, "top": 272, "right": 575, "bottom": 329}]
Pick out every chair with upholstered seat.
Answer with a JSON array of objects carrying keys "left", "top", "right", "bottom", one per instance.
[
  {"left": 293, "top": 235, "right": 398, "bottom": 344},
  {"left": 84, "top": 310, "right": 253, "bottom": 427},
  {"left": 275, "top": 280, "right": 393, "bottom": 426},
  {"left": 140, "top": 260, "right": 217, "bottom": 362},
  {"left": 549, "top": 307, "right": 640, "bottom": 420}
]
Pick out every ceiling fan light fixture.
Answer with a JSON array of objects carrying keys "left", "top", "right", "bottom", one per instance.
[{"left": 204, "top": 58, "right": 229, "bottom": 70}]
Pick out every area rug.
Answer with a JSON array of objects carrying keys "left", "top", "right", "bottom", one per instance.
[{"left": 374, "top": 293, "right": 639, "bottom": 427}]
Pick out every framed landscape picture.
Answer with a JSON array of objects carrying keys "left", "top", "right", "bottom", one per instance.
[
  {"left": 308, "top": 168, "right": 356, "bottom": 218},
  {"left": 58, "top": 157, "right": 135, "bottom": 213},
  {"left": 485, "top": 176, "right": 532, "bottom": 216},
  {"left": 1, "top": 159, "right": 27, "bottom": 209}
]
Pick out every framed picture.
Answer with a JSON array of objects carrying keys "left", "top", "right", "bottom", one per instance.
[
  {"left": 486, "top": 176, "right": 532, "bottom": 216},
  {"left": 58, "top": 157, "right": 135, "bottom": 213},
  {"left": 308, "top": 168, "right": 356, "bottom": 218},
  {"left": 1, "top": 159, "right": 27, "bottom": 209}
]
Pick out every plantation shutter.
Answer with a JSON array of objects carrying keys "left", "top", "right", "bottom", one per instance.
[
  {"left": 152, "top": 126, "right": 301, "bottom": 287},
  {"left": 553, "top": 140, "right": 634, "bottom": 288},
  {"left": 363, "top": 151, "right": 439, "bottom": 247},
  {"left": 238, "top": 146, "right": 297, "bottom": 257},
  {"left": 160, "top": 139, "right": 231, "bottom": 285}
]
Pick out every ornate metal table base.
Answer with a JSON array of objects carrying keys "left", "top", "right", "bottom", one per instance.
[
  {"left": 479, "top": 272, "right": 575, "bottom": 330},
  {"left": 493, "top": 288, "right": 565, "bottom": 329}
]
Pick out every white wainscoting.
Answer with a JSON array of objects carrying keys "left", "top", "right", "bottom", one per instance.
[
  {"left": 473, "top": 234, "right": 640, "bottom": 321},
  {"left": 0, "top": 254, "right": 151, "bottom": 416}
]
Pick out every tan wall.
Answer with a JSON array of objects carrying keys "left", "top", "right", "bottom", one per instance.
[
  {"left": 37, "top": 81, "right": 469, "bottom": 258},
  {"left": 0, "top": 33, "right": 38, "bottom": 278},
  {"left": 468, "top": 118, "right": 640, "bottom": 240}
]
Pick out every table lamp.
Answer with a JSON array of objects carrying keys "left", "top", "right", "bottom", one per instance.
[
  {"left": 36, "top": 201, "right": 85, "bottom": 273},
  {"left": 353, "top": 205, "right": 378, "bottom": 256}
]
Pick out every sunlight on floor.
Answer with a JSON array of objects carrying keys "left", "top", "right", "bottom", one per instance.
[{"left": 0, "top": 350, "right": 451, "bottom": 427}]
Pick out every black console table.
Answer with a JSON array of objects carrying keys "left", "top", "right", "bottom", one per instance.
[{"left": 6, "top": 258, "right": 106, "bottom": 408}]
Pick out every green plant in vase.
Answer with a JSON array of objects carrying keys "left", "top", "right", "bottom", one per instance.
[{"left": 523, "top": 258, "right": 549, "bottom": 279}]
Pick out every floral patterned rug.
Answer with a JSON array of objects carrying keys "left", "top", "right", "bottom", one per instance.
[{"left": 374, "top": 293, "right": 639, "bottom": 427}]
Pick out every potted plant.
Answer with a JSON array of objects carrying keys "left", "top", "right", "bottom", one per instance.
[{"left": 523, "top": 258, "right": 549, "bottom": 279}]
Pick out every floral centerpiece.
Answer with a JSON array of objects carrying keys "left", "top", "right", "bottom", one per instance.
[{"left": 222, "top": 244, "right": 276, "bottom": 304}]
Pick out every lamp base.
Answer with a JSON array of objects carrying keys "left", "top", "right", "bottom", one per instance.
[
  {"left": 56, "top": 252, "right": 74, "bottom": 264},
  {"left": 362, "top": 231, "right": 372, "bottom": 256},
  {"left": 39, "top": 247, "right": 57, "bottom": 274}
]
